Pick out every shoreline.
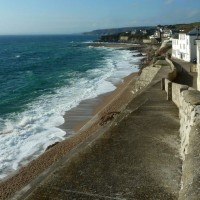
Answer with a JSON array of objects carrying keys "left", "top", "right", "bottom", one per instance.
[
  {"left": 88, "top": 42, "right": 142, "bottom": 49},
  {"left": 0, "top": 44, "right": 148, "bottom": 199},
  {"left": 59, "top": 72, "right": 138, "bottom": 133},
  {"left": 58, "top": 42, "right": 147, "bottom": 134},
  {"left": 0, "top": 71, "right": 139, "bottom": 200}
]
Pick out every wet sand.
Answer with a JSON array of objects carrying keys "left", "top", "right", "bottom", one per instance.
[{"left": 60, "top": 73, "right": 138, "bottom": 132}]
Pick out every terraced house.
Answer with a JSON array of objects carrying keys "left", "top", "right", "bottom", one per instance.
[{"left": 172, "top": 27, "right": 200, "bottom": 62}]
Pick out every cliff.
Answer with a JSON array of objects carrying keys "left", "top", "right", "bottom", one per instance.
[{"left": 83, "top": 26, "right": 155, "bottom": 36}]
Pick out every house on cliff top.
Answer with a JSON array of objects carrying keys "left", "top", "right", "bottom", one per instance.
[
  {"left": 172, "top": 27, "right": 200, "bottom": 62},
  {"left": 119, "top": 36, "right": 129, "bottom": 42},
  {"left": 162, "top": 28, "right": 172, "bottom": 39}
]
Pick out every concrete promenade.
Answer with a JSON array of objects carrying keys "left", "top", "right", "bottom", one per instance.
[{"left": 23, "top": 67, "right": 183, "bottom": 200}]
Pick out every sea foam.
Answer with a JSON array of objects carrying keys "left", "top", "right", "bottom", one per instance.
[{"left": 0, "top": 46, "right": 142, "bottom": 179}]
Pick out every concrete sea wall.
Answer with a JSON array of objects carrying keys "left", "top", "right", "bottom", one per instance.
[
  {"left": 130, "top": 56, "right": 200, "bottom": 199},
  {"left": 164, "top": 60, "right": 200, "bottom": 199},
  {"left": 132, "top": 64, "right": 161, "bottom": 93}
]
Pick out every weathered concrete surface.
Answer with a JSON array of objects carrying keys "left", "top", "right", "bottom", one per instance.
[
  {"left": 182, "top": 90, "right": 200, "bottom": 105},
  {"left": 161, "top": 60, "right": 200, "bottom": 200},
  {"left": 24, "top": 67, "right": 182, "bottom": 200},
  {"left": 172, "top": 58, "right": 197, "bottom": 89},
  {"left": 178, "top": 90, "right": 200, "bottom": 200},
  {"left": 179, "top": 125, "right": 200, "bottom": 200}
]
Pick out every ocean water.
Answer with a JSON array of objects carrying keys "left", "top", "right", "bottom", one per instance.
[{"left": 0, "top": 35, "right": 141, "bottom": 179}]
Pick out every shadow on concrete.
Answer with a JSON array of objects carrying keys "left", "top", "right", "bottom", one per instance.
[
  {"left": 172, "top": 60, "right": 194, "bottom": 87},
  {"left": 25, "top": 79, "right": 181, "bottom": 200}
]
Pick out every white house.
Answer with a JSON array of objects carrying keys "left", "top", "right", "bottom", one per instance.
[
  {"left": 196, "top": 40, "right": 200, "bottom": 90},
  {"left": 131, "top": 30, "right": 137, "bottom": 35},
  {"left": 154, "top": 30, "right": 161, "bottom": 39},
  {"left": 162, "top": 29, "right": 172, "bottom": 38},
  {"left": 172, "top": 28, "right": 200, "bottom": 62}
]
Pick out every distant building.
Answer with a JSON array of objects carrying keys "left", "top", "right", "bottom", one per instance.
[
  {"left": 141, "top": 30, "right": 147, "bottom": 34},
  {"left": 153, "top": 30, "right": 162, "bottom": 43},
  {"left": 162, "top": 29, "right": 172, "bottom": 38},
  {"left": 172, "top": 27, "right": 200, "bottom": 62},
  {"left": 143, "top": 39, "right": 152, "bottom": 44},
  {"left": 154, "top": 30, "right": 161, "bottom": 38},
  {"left": 119, "top": 36, "right": 129, "bottom": 42},
  {"left": 149, "top": 35, "right": 155, "bottom": 39},
  {"left": 131, "top": 30, "right": 137, "bottom": 35}
]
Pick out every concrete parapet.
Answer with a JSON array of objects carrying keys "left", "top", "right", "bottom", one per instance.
[
  {"left": 164, "top": 80, "right": 189, "bottom": 105},
  {"left": 179, "top": 124, "right": 200, "bottom": 199},
  {"left": 188, "top": 87, "right": 195, "bottom": 91},
  {"left": 179, "top": 90, "right": 200, "bottom": 159},
  {"left": 165, "top": 57, "right": 177, "bottom": 81},
  {"left": 154, "top": 60, "right": 169, "bottom": 66},
  {"left": 178, "top": 90, "right": 200, "bottom": 199},
  {"left": 164, "top": 78, "right": 170, "bottom": 93},
  {"left": 172, "top": 83, "right": 189, "bottom": 108},
  {"left": 163, "top": 80, "right": 199, "bottom": 158},
  {"left": 163, "top": 77, "right": 200, "bottom": 199},
  {"left": 197, "top": 64, "right": 200, "bottom": 91}
]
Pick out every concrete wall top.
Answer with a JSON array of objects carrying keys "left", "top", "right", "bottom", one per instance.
[
  {"left": 181, "top": 90, "right": 200, "bottom": 105},
  {"left": 155, "top": 60, "right": 169, "bottom": 66}
]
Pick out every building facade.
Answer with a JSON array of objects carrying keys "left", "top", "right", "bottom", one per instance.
[
  {"left": 172, "top": 28, "right": 199, "bottom": 62},
  {"left": 196, "top": 40, "right": 200, "bottom": 90},
  {"left": 162, "top": 29, "right": 172, "bottom": 38}
]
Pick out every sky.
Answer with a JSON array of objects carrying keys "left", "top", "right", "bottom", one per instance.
[{"left": 0, "top": 0, "right": 199, "bottom": 35}]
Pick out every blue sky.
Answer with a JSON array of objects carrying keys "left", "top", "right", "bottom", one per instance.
[{"left": 0, "top": 0, "right": 199, "bottom": 35}]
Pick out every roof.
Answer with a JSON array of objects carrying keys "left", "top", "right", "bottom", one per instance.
[{"left": 187, "top": 27, "right": 200, "bottom": 35}]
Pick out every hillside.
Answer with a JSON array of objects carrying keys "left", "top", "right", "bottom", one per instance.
[
  {"left": 83, "top": 22, "right": 200, "bottom": 37},
  {"left": 83, "top": 26, "right": 155, "bottom": 36},
  {"left": 173, "top": 22, "right": 200, "bottom": 32}
]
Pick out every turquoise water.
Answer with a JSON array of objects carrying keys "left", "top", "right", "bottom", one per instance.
[
  {"left": 0, "top": 35, "right": 141, "bottom": 179},
  {"left": 0, "top": 35, "right": 99, "bottom": 115}
]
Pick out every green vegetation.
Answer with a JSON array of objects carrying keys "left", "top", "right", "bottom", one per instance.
[
  {"left": 94, "top": 21, "right": 200, "bottom": 44},
  {"left": 173, "top": 22, "right": 200, "bottom": 33},
  {"left": 100, "top": 34, "right": 120, "bottom": 42},
  {"left": 97, "top": 30, "right": 152, "bottom": 43},
  {"left": 83, "top": 26, "right": 155, "bottom": 36}
]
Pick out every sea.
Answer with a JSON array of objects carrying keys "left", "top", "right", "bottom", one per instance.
[{"left": 0, "top": 35, "right": 141, "bottom": 179}]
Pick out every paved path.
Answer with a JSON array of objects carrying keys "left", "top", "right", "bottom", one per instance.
[
  {"left": 24, "top": 67, "right": 182, "bottom": 200},
  {"left": 172, "top": 58, "right": 197, "bottom": 89}
]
